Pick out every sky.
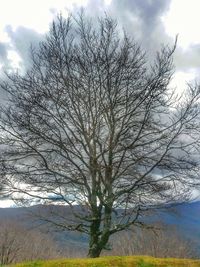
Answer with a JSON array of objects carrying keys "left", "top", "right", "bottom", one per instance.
[
  {"left": 1, "top": 0, "right": 200, "bottom": 90},
  {"left": 0, "top": 0, "right": 200, "bottom": 206}
]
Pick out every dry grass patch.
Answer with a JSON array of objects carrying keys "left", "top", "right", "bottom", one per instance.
[{"left": 11, "top": 256, "right": 200, "bottom": 267}]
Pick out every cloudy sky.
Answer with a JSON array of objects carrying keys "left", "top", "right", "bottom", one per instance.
[
  {"left": 1, "top": 0, "right": 200, "bottom": 91},
  {"left": 1, "top": 0, "right": 200, "bottom": 206}
]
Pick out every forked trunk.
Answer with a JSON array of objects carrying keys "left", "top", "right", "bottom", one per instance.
[{"left": 88, "top": 205, "right": 112, "bottom": 258}]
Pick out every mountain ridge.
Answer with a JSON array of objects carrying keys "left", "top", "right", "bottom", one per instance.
[{"left": 0, "top": 201, "right": 199, "bottom": 251}]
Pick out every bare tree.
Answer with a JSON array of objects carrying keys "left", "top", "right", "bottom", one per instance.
[
  {"left": 0, "top": 13, "right": 200, "bottom": 257},
  {"left": 105, "top": 224, "right": 198, "bottom": 258},
  {"left": 0, "top": 220, "right": 61, "bottom": 265}
]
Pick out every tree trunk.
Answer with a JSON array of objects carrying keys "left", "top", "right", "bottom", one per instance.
[
  {"left": 88, "top": 205, "right": 112, "bottom": 258},
  {"left": 88, "top": 218, "right": 102, "bottom": 258},
  {"left": 88, "top": 245, "right": 102, "bottom": 258}
]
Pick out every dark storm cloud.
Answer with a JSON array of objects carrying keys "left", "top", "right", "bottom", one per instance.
[
  {"left": 1, "top": 0, "right": 197, "bottom": 75},
  {"left": 1, "top": 0, "right": 199, "bottom": 75},
  {"left": 0, "top": 0, "right": 173, "bottom": 100},
  {"left": 83, "top": 0, "right": 173, "bottom": 54},
  {"left": 83, "top": 0, "right": 200, "bottom": 74},
  {"left": 0, "top": 0, "right": 173, "bottom": 74},
  {"left": 0, "top": 27, "right": 42, "bottom": 101},
  {"left": 109, "top": 0, "right": 171, "bottom": 35}
]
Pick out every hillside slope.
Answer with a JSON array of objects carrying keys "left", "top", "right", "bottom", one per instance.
[{"left": 0, "top": 201, "right": 200, "bottom": 252}]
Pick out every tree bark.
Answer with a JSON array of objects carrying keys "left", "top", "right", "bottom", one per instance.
[
  {"left": 88, "top": 205, "right": 112, "bottom": 258},
  {"left": 88, "top": 217, "right": 102, "bottom": 258},
  {"left": 88, "top": 245, "right": 102, "bottom": 258}
]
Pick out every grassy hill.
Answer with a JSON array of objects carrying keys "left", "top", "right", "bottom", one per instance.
[{"left": 11, "top": 256, "right": 200, "bottom": 267}]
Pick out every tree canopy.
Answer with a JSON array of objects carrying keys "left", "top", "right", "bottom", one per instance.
[{"left": 0, "top": 14, "right": 200, "bottom": 257}]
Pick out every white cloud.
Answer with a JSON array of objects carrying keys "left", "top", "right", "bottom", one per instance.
[
  {"left": 7, "top": 50, "right": 22, "bottom": 70},
  {"left": 0, "top": 0, "right": 88, "bottom": 38},
  {"left": 0, "top": 0, "right": 89, "bottom": 72},
  {"left": 0, "top": 199, "right": 16, "bottom": 208},
  {"left": 162, "top": 0, "right": 200, "bottom": 49},
  {"left": 171, "top": 70, "right": 197, "bottom": 95}
]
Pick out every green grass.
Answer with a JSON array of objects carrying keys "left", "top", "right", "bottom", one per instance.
[
  {"left": 9, "top": 256, "right": 200, "bottom": 267},
  {"left": 137, "top": 259, "right": 156, "bottom": 267}
]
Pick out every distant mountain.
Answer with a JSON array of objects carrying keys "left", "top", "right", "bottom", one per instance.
[
  {"left": 0, "top": 201, "right": 200, "bottom": 251},
  {"left": 0, "top": 205, "right": 88, "bottom": 252},
  {"left": 153, "top": 201, "right": 200, "bottom": 248}
]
